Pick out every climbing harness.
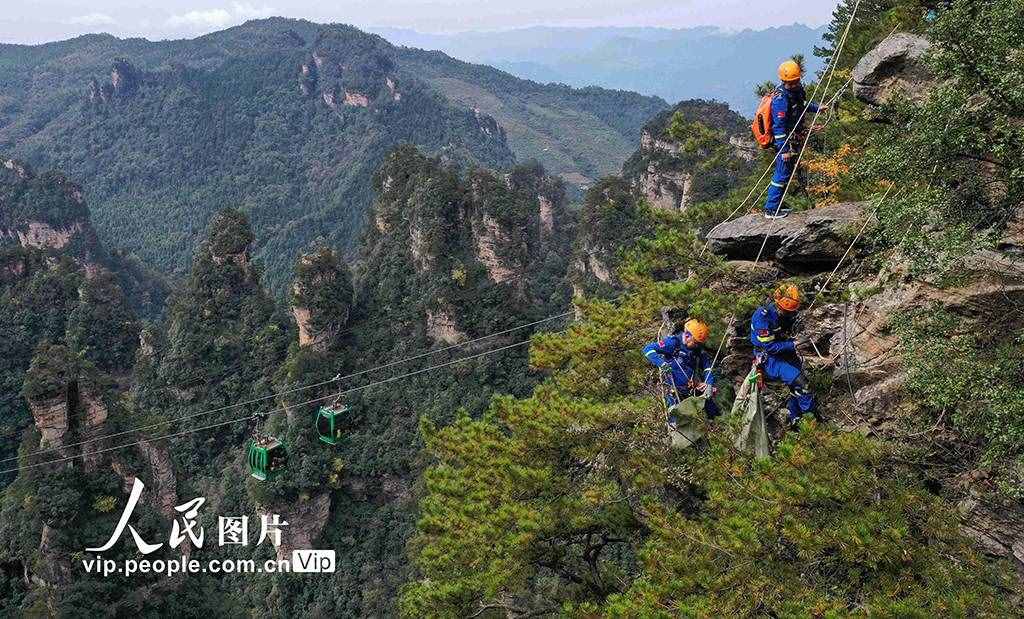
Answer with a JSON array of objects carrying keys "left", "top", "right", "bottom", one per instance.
[{"left": 653, "top": 308, "right": 711, "bottom": 450}]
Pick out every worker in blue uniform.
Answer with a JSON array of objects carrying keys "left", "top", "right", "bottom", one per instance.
[
  {"left": 643, "top": 319, "right": 720, "bottom": 421},
  {"left": 764, "top": 59, "right": 827, "bottom": 218},
  {"left": 750, "top": 284, "right": 816, "bottom": 426}
]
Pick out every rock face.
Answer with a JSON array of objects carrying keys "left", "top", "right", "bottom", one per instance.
[
  {"left": 299, "top": 60, "right": 318, "bottom": 96},
  {"left": 110, "top": 59, "right": 138, "bottom": 96},
  {"left": 958, "top": 492, "right": 1024, "bottom": 577},
  {"left": 290, "top": 246, "right": 352, "bottom": 351},
  {"left": 262, "top": 494, "right": 332, "bottom": 561},
  {"left": 87, "top": 59, "right": 139, "bottom": 103},
  {"left": 706, "top": 202, "right": 868, "bottom": 268},
  {"left": 2, "top": 221, "right": 84, "bottom": 251},
  {"left": 538, "top": 195, "right": 556, "bottom": 236},
  {"left": 28, "top": 396, "right": 70, "bottom": 449},
  {"left": 853, "top": 33, "right": 935, "bottom": 106},
  {"left": 36, "top": 525, "right": 72, "bottom": 587},
  {"left": 79, "top": 390, "right": 110, "bottom": 471},
  {"left": 623, "top": 100, "right": 756, "bottom": 212},
  {"left": 343, "top": 90, "right": 370, "bottom": 107},
  {"left": 473, "top": 215, "right": 518, "bottom": 285},
  {"left": 830, "top": 250, "right": 1024, "bottom": 416},
  {"left": 638, "top": 166, "right": 693, "bottom": 212},
  {"left": 136, "top": 440, "right": 179, "bottom": 520},
  {"left": 426, "top": 307, "right": 467, "bottom": 345}
]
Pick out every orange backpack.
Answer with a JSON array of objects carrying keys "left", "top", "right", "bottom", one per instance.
[{"left": 751, "top": 93, "right": 775, "bottom": 149}]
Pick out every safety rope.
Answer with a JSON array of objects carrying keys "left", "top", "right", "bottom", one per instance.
[
  {"left": 697, "top": 74, "right": 855, "bottom": 261},
  {"left": 698, "top": 0, "right": 864, "bottom": 379},
  {"left": 802, "top": 185, "right": 898, "bottom": 318}
]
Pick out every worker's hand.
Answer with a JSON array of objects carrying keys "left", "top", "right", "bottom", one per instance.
[
  {"left": 818, "top": 103, "right": 830, "bottom": 114},
  {"left": 693, "top": 382, "right": 717, "bottom": 397}
]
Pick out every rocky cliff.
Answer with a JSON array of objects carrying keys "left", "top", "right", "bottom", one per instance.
[
  {"left": 359, "top": 146, "right": 574, "bottom": 344},
  {"left": 622, "top": 99, "right": 756, "bottom": 212},
  {"left": 698, "top": 29, "right": 1024, "bottom": 582},
  {"left": 0, "top": 158, "right": 101, "bottom": 266}
]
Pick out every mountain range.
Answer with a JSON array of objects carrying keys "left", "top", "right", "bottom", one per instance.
[
  {"left": 371, "top": 24, "right": 828, "bottom": 114},
  {"left": 0, "top": 18, "right": 666, "bottom": 291}
]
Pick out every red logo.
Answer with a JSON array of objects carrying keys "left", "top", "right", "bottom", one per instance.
[
  {"left": 758, "top": 329, "right": 771, "bottom": 337},
  {"left": 777, "top": 111, "right": 786, "bottom": 118}
]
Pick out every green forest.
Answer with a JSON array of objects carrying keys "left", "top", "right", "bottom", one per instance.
[
  {"left": 0, "top": 18, "right": 665, "bottom": 294},
  {"left": 1, "top": 0, "right": 1023, "bottom": 616}
]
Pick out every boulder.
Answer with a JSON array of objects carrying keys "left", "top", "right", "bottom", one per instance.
[
  {"left": 853, "top": 33, "right": 935, "bottom": 106},
  {"left": 705, "top": 202, "right": 868, "bottom": 268}
]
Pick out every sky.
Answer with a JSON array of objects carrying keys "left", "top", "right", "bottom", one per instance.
[{"left": 0, "top": 0, "right": 839, "bottom": 45}]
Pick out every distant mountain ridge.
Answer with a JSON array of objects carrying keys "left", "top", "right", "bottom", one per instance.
[{"left": 371, "top": 24, "right": 828, "bottom": 114}]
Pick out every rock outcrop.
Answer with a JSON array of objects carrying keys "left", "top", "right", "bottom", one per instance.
[
  {"left": 637, "top": 167, "right": 694, "bottom": 212},
  {"left": 261, "top": 494, "right": 331, "bottom": 561},
  {"left": 35, "top": 525, "right": 72, "bottom": 588},
  {"left": 829, "top": 249, "right": 1024, "bottom": 416},
  {"left": 623, "top": 100, "right": 756, "bottom": 212},
  {"left": 135, "top": 440, "right": 179, "bottom": 519},
  {"left": 28, "top": 396, "right": 70, "bottom": 449},
  {"left": 706, "top": 202, "right": 869, "bottom": 268},
  {"left": 291, "top": 246, "right": 352, "bottom": 351},
  {"left": 343, "top": 91, "right": 370, "bottom": 108},
  {"left": 0, "top": 158, "right": 101, "bottom": 265},
  {"left": 853, "top": 32, "right": 935, "bottom": 106},
  {"left": 3, "top": 222, "right": 85, "bottom": 251},
  {"left": 110, "top": 59, "right": 138, "bottom": 96},
  {"left": 473, "top": 215, "right": 518, "bottom": 285},
  {"left": 426, "top": 307, "right": 467, "bottom": 345},
  {"left": 87, "top": 58, "right": 139, "bottom": 103},
  {"left": 538, "top": 195, "right": 556, "bottom": 236},
  {"left": 299, "top": 59, "right": 318, "bottom": 96}
]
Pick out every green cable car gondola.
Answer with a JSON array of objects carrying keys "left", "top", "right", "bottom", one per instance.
[
  {"left": 315, "top": 404, "right": 349, "bottom": 446},
  {"left": 247, "top": 437, "right": 287, "bottom": 481}
]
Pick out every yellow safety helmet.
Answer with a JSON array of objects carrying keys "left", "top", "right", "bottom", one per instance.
[
  {"left": 778, "top": 59, "right": 802, "bottom": 82},
  {"left": 683, "top": 319, "right": 710, "bottom": 344},
  {"left": 773, "top": 284, "right": 802, "bottom": 312}
]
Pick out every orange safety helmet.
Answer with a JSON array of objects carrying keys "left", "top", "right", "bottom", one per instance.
[
  {"left": 683, "top": 319, "right": 710, "bottom": 344},
  {"left": 773, "top": 284, "right": 802, "bottom": 312},
  {"left": 778, "top": 59, "right": 802, "bottom": 82}
]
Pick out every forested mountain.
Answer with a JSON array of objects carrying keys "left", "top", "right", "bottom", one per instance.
[
  {"left": 0, "top": 18, "right": 665, "bottom": 292},
  {"left": 3, "top": 0, "right": 1024, "bottom": 616}
]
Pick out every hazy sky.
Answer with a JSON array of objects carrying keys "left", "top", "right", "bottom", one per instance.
[{"left": 0, "top": 1, "right": 839, "bottom": 44}]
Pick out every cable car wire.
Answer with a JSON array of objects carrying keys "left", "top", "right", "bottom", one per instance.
[
  {"left": 1, "top": 338, "right": 534, "bottom": 476},
  {"left": 0, "top": 311, "right": 572, "bottom": 465}
]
